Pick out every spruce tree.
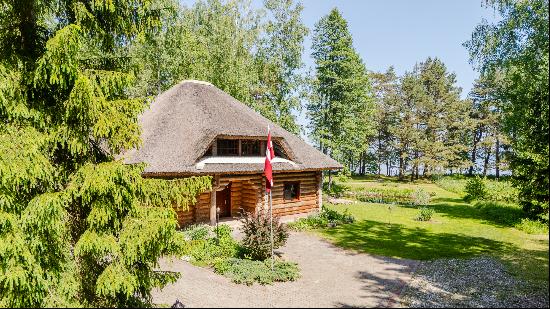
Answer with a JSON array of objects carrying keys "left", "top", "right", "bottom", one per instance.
[
  {"left": 308, "top": 8, "right": 374, "bottom": 170},
  {"left": 0, "top": 1, "right": 211, "bottom": 307}
]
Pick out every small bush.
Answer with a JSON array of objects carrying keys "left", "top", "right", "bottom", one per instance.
[
  {"left": 414, "top": 207, "right": 435, "bottom": 221},
  {"left": 180, "top": 224, "right": 239, "bottom": 266},
  {"left": 240, "top": 211, "right": 289, "bottom": 261},
  {"left": 214, "top": 258, "right": 300, "bottom": 285},
  {"left": 412, "top": 188, "right": 431, "bottom": 206},
  {"left": 182, "top": 224, "right": 211, "bottom": 240},
  {"left": 287, "top": 208, "right": 355, "bottom": 231},
  {"left": 286, "top": 214, "right": 327, "bottom": 231},
  {"left": 464, "top": 176, "right": 487, "bottom": 202}
]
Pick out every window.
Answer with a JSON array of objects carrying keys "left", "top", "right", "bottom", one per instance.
[
  {"left": 217, "top": 139, "right": 238, "bottom": 156},
  {"left": 241, "top": 140, "right": 261, "bottom": 156},
  {"left": 283, "top": 182, "right": 300, "bottom": 201}
]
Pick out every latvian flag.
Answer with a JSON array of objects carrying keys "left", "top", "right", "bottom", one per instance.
[{"left": 264, "top": 126, "right": 275, "bottom": 192}]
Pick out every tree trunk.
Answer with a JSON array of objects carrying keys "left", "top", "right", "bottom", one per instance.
[
  {"left": 483, "top": 148, "right": 490, "bottom": 177},
  {"left": 399, "top": 153, "right": 404, "bottom": 180},
  {"left": 468, "top": 128, "right": 482, "bottom": 176},
  {"left": 495, "top": 136, "right": 500, "bottom": 179},
  {"left": 386, "top": 159, "right": 390, "bottom": 176},
  {"left": 378, "top": 134, "right": 382, "bottom": 177}
]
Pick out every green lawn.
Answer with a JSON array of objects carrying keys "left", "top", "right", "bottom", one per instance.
[{"left": 318, "top": 176, "right": 549, "bottom": 286}]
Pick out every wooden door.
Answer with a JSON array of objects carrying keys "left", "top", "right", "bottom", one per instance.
[{"left": 216, "top": 185, "right": 231, "bottom": 218}]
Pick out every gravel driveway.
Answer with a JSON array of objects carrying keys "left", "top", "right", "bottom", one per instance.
[{"left": 152, "top": 232, "right": 419, "bottom": 308}]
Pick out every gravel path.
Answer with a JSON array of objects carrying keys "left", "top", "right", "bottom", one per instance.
[
  {"left": 152, "top": 232, "right": 419, "bottom": 308},
  {"left": 402, "top": 256, "right": 549, "bottom": 308}
]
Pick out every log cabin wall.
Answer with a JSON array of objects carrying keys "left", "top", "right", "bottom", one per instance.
[
  {"left": 269, "top": 171, "right": 321, "bottom": 216},
  {"left": 173, "top": 171, "right": 322, "bottom": 227},
  {"left": 175, "top": 191, "right": 211, "bottom": 227}
]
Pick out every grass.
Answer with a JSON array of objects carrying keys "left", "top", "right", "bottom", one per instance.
[{"left": 315, "top": 176, "right": 549, "bottom": 288}]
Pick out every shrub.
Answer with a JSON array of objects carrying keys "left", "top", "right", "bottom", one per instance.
[
  {"left": 213, "top": 258, "right": 300, "bottom": 285},
  {"left": 286, "top": 214, "right": 327, "bottom": 231},
  {"left": 464, "top": 176, "right": 487, "bottom": 202},
  {"left": 240, "top": 211, "right": 289, "bottom": 261},
  {"left": 484, "top": 180, "right": 518, "bottom": 203},
  {"left": 412, "top": 188, "right": 431, "bottom": 206},
  {"left": 286, "top": 208, "right": 355, "bottom": 231},
  {"left": 180, "top": 224, "right": 239, "bottom": 266},
  {"left": 182, "top": 224, "right": 211, "bottom": 240},
  {"left": 414, "top": 207, "right": 435, "bottom": 221}
]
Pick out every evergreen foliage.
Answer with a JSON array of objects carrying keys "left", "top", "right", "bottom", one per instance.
[
  {"left": 308, "top": 8, "right": 375, "bottom": 170},
  {"left": 0, "top": 0, "right": 212, "bottom": 307}
]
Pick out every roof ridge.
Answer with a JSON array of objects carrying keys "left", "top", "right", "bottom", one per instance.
[{"left": 179, "top": 79, "right": 213, "bottom": 86}]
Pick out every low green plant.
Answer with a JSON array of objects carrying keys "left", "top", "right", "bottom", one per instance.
[
  {"left": 213, "top": 258, "right": 300, "bottom": 285},
  {"left": 180, "top": 224, "right": 239, "bottom": 266},
  {"left": 515, "top": 218, "right": 549, "bottom": 235},
  {"left": 484, "top": 180, "right": 518, "bottom": 203},
  {"left": 182, "top": 224, "right": 211, "bottom": 240},
  {"left": 474, "top": 201, "right": 548, "bottom": 234},
  {"left": 286, "top": 208, "right": 355, "bottom": 231},
  {"left": 414, "top": 207, "right": 435, "bottom": 221},
  {"left": 464, "top": 176, "right": 488, "bottom": 202},
  {"left": 355, "top": 187, "right": 432, "bottom": 206},
  {"left": 240, "top": 211, "right": 289, "bottom": 261},
  {"left": 434, "top": 175, "right": 468, "bottom": 195}
]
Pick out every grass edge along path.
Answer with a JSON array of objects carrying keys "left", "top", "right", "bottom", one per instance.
[{"left": 314, "top": 177, "right": 548, "bottom": 291}]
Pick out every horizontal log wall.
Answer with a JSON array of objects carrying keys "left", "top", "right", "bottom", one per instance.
[
  {"left": 173, "top": 171, "right": 322, "bottom": 227},
  {"left": 270, "top": 171, "right": 321, "bottom": 216},
  {"left": 175, "top": 191, "right": 210, "bottom": 227}
]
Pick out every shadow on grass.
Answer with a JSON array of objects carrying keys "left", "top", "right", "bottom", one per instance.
[
  {"left": 430, "top": 197, "right": 528, "bottom": 228},
  {"left": 321, "top": 219, "right": 519, "bottom": 260}
]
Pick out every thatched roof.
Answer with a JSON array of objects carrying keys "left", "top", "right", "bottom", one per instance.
[{"left": 123, "top": 80, "right": 342, "bottom": 175}]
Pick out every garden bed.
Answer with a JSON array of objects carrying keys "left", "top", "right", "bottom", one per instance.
[{"left": 179, "top": 221, "right": 300, "bottom": 285}]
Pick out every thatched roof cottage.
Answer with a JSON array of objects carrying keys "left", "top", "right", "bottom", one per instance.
[{"left": 125, "top": 80, "right": 341, "bottom": 226}]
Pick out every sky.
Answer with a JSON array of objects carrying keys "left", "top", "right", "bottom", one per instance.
[{"left": 296, "top": 0, "right": 498, "bottom": 97}]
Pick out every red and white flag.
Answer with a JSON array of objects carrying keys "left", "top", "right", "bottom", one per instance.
[{"left": 264, "top": 126, "right": 275, "bottom": 192}]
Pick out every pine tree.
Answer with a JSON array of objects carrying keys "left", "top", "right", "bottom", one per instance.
[
  {"left": 0, "top": 1, "right": 211, "bottom": 307},
  {"left": 308, "top": 8, "right": 374, "bottom": 171},
  {"left": 370, "top": 67, "right": 399, "bottom": 176}
]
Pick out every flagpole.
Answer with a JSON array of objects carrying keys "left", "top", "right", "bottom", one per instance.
[{"left": 270, "top": 189, "right": 274, "bottom": 271}]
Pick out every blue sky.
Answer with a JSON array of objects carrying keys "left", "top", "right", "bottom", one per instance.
[{"left": 297, "top": 0, "right": 497, "bottom": 97}]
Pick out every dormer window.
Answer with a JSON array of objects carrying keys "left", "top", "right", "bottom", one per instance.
[
  {"left": 203, "top": 138, "right": 289, "bottom": 159},
  {"left": 217, "top": 139, "right": 239, "bottom": 156},
  {"left": 241, "top": 140, "right": 261, "bottom": 156}
]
